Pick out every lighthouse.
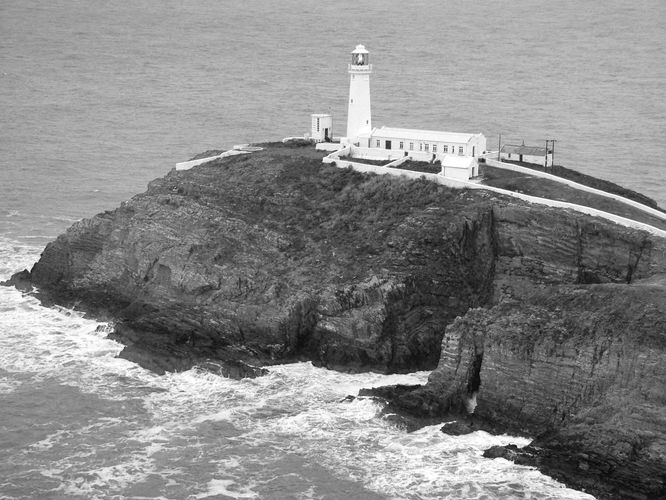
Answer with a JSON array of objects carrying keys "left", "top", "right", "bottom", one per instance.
[{"left": 346, "top": 44, "right": 372, "bottom": 143}]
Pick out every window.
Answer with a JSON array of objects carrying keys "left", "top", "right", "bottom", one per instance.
[
  {"left": 458, "top": 146, "right": 464, "bottom": 155},
  {"left": 316, "top": 118, "right": 320, "bottom": 132},
  {"left": 376, "top": 140, "right": 380, "bottom": 148},
  {"left": 409, "top": 142, "right": 414, "bottom": 151},
  {"left": 419, "top": 143, "right": 423, "bottom": 151},
  {"left": 399, "top": 141, "right": 404, "bottom": 149},
  {"left": 424, "top": 144, "right": 429, "bottom": 152},
  {"left": 443, "top": 145, "right": 448, "bottom": 153},
  {"left": 433, "top": 144, "right": 437, "bottom": 153}
]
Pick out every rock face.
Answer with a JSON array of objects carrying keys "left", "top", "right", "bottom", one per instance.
[
  {"left": 426, "top": 279, "right": 666, "bottom": 498},
  {"left": 20, "top": 145, "right": 500, "bottom": 373},
  {"left": 8, "top": 143, "right": 666, "bottom": 496},
  {"left": 366, "top": 202, "right": 666, "bottom": 497}
]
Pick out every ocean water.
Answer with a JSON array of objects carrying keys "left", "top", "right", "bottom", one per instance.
[{"left": 1, "top": 0, "right": 662, "bottom": 497}]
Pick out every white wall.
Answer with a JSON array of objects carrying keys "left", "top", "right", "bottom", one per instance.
[
  {"left": 471, "top": 134, "right": 487, "bottom": 157},
  {"left": 315, "top": 142, "right": 344, "bottom": 152},
  {"left": 351, "top": 146, "right": 409, "bottom": 161},
  {"left": 175, "top": 150, "right": 249, "bottom": 171},
  {"left": 444, "top": 166, "right": 472, "bottom": 181}
]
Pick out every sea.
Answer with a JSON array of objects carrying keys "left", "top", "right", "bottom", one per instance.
[{"left": 1, "top": 0, "right": 663, "bottom": 498}]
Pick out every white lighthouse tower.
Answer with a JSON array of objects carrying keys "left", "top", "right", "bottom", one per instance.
[{"left": 345, "top": 44, "right": 372, "bottom": 144}]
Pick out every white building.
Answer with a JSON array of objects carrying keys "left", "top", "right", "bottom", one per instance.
[
  {"left": 311, "top": 113, "right": 333, "bottom": 143},
  {"left": 366, "top": 126, "right": 486, "bottom": 160},
  {"left": 440, "top": 155, "right": 478, "bottom": 181},
  {"left": 323, "top": 45, "right": 486, "bottom": 181},
  {"left": 500, "top": 144, "right": 552, "bottom": 167}
]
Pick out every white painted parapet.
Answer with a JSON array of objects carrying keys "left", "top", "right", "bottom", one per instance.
[
  {"left": 175, "top": 144, "right": 263, "bottom": 171},
  {"left": 384, "top": 156, "right": 411, "bottom": 168},
  {"left": 315, "top": 142, "right": 344, "bottom": 152},
  {"left": 484, "top": 158, "right": 666, "bottom": 221},
  {"left": 322, "top": 145, "right": 351, "bottom": 164},
  {"left": 175, "top": 150, "right": 249, "bottom": 171}
]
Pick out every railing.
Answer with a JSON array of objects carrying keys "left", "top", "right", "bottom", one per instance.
[{"left": 348, "top": 64, "right": 372, "bottom": 73}]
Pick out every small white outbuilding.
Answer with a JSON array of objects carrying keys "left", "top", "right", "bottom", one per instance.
[
  {"left": 311, "top": 113, "right": 333, "bottom": 143},
  {"left": 440, "top": 154, "right": 478, "bottom": 181}
]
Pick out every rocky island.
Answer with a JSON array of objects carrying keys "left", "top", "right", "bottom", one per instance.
[{"left": 6, "top": 142, "right": 665, "bottom": 499}]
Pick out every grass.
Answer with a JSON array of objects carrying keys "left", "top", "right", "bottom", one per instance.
[
  {"left": 480, "top": 165, "right": 666, "bottom": 231},
  {"left": 345, "top": 157, "right": 391, "bottom": 166},
  {"left": 391, "top": 160, "right": 441, "bottom": 174},
  {"left": 500, "top": 159, "right": 662, "bottom": 211},
  {"left": 188, "top": 150, "right": 226, "bottom": 161}
]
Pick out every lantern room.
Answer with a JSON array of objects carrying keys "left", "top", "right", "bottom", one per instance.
[{"left": 350, "top": 45, "right": 370, "bottom": 67}]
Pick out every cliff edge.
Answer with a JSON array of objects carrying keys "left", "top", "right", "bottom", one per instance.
[{"left": 6, "top": 143, "right": 666, "bottom": 497}]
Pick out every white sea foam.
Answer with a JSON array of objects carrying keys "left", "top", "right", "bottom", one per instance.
[
  {"left": 196, "top": 479, "right": 259, "bottom": 499},
  {"left": 0, "top": 237, "right": 41, "bottom": 277},
  {"left": 0, "top": 376, "right": 22, "bottom": 394},
  {"left": 141, "top": 362, "right": 593, "bottom": 499}
]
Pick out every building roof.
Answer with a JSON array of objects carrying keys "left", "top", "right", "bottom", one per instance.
[
  {"left": 500, "top": 144, "right": 549, "bottom": 156},
  {"left": 441, "top": 155, "right": 475, "bottom": 169},
  {"left": 352, "top": 44, "right": 368, "bottom": 54},
  {"left": 371, "top": 126, "right": 477, "bottom": 144}
]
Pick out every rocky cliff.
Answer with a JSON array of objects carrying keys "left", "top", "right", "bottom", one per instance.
[
  {"left": 7, "top": 143, "right": 666, "bottom": 497},
  {"left": 16, "top": 144, "right": 501, "bottom": 374}
]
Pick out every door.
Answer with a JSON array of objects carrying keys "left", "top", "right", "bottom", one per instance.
[
  {"left": 385, "top": 140, "right": 392, "bottom": 150},
  {"left": 324, "top": 128, "right": 329, "bottom": 141}
]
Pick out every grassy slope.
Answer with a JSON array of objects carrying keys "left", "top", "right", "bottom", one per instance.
[
  {"left": 498, "top": 159, "right": 662, "bottom": 210},
  {"left": 480, "top": 164, "right": 666, "bottom": 231}
]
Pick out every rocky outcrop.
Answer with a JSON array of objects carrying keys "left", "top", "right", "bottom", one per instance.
[
  {"left": 369, "top": 259, "right": 666, "bottom": 498},
  {"left": 14, "top": 145, "right": 502, "bottom": 374},
  {"left": 6, "top": 143, "right": 666, "bottom": 496}
]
